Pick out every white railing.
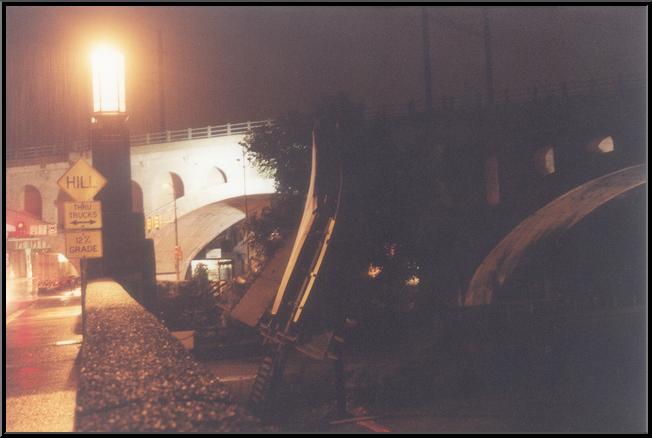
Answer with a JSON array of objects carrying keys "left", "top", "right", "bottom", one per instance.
[
  {"left": 130, "top": 119, "right": 273, "bottom": 147},
  {"left": 5, "top": 140, "right": 88, "bottom": 161},
  {"left": 5, "top": 119, "right": 274, "bottom": 161}
]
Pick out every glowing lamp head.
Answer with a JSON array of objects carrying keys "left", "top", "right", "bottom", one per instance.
[{"left": 91, "top": 45, "right": 126, "bottom": 113}]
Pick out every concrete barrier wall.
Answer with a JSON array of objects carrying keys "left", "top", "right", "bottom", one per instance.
[{"left": 75, "top": 279, "right": 262, "bottom": 432}]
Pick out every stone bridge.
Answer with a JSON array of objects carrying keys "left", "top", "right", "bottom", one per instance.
[
  {"left": 6, "top": 75, "right": 646, "bottom": 295},
  {"left": 6, "top": 121, "right": 276, "bottom": 284}
]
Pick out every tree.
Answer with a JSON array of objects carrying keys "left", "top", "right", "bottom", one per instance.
[
  {"left": 240, "top": 94, "right": 466, "bottom": 334},
  {"left": 241, "top": 111, "right": 313, "bottom": 228}
]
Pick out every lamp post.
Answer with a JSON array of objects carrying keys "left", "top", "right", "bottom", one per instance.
[
  {"left": 86, "top": 44, "right": 127, "bottom": 331},
  {"left": 89, "top": 44, "right": 131, "bottom": 289},
  {"left": 482, "top": 7, "right": 495, "bottom": 106},
  {"left": 173, "top": 191, "right": 180, "bottom": 281},
  {"left": 87, "top": 43, "right": 157, "bottom": 304},
  {"left": 162, "top": 182, "right": 181, "bottom": 281},
  {"left": 90, "top": 44, "right": 131, "bottom": 214},
  {"left": 421, "top": 6, "right": 433, "bottom": 113},
  {"left": 238, "top": 149, "right": 250, "bottom": 274}
]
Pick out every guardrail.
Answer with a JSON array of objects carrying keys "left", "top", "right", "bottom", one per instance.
[
  {"left": 362, "top": 74, "right": 644, "bottom": 119},
  {"left": 130, "top": 119, "right": 273, "bottom": 147},
  {"left": 6, "top": 74, "right": 644, "bottom": 162},
  {"left": 5, "top": 120, "right": 274, "bottom": 162},
  {"left": 5, "top": 140, "right": 89, "bottom": 161}
]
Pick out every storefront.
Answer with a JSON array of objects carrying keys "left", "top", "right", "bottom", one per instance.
[
  {"left": 190, "top": 258, "right": 234, "bottom": 282},
  {"left": 6, "top": 209, "right": 77, "bottom": 298}
]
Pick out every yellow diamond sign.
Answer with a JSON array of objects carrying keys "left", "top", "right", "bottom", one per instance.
[{"left": 57, "top": 159, "right": 107, "bottom": 202}]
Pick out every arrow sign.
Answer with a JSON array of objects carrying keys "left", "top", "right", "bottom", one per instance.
[
  {"left": 64, "top": 201, "right": 103, "bottom": 230},
  {"left": 57, "top": 159, "right": 107, "bottom": 202},
  {"left": 71, "top": 219, "right": 97, "bottom": 225}
]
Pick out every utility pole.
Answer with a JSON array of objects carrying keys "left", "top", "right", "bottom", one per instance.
[
  {"left": 427, "top": 9, "right": 495, "bottom": 105},
  {"left": 157, "top": 30, "right": 166, "bottom": 131},
  {"left": 173, "top": 194, "right": 180, "bottom": 281},
  {"left": 241, "top": 148, "right": 250, "bottom": 274},
  {"left": 421, "top": 7, "right": 433, "bottom": 113},
  {"left": 482, "top": 7, "right": 495, "bottom": 106}
]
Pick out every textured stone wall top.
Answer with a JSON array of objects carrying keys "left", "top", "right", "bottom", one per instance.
[{"left": 76, "top": 279, "right": 262, "bottom": 432}]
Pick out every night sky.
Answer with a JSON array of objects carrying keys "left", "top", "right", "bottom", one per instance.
[{"left": 5, "top": 6, "right": 646, "bottom": 149}]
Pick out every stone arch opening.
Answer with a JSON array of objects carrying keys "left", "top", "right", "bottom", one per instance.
[
  {"left": 534, "top": 146, "right": 555, "bottom": 175},
  {"left": 170, "top": 172, "right": 185, "bottom": 199},
  {"left": 587, "top": 135, "right": 615, "bottom": 154},
  {"left": 55, "top": 190, "right": 74, "bottom": 228},
  {"left": 24, "top": 185, "right": 43, "bottom": 220},
  {"left": 131, "top": 181, "right": 144, "bottom": 213},
  {"left": 208, "top": 167, "right": 228, "bottom": 186}
]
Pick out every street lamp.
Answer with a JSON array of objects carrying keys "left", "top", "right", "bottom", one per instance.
[
  {"left": 237, "top": 150, "right": 251, "bottom": 274},
  {"left": 86, "top": 42, "right": 157, "bottom": 309},
  {"left": 91, "top": 44, "right": 126, "bottom": 114}
]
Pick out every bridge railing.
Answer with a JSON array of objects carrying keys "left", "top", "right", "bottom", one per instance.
[
  {"left": 361, "top": 74, "right": 643, "bottom": 119},
  {"left": 130, "top": 119, "right": 273, "bottom": 147},
  {"left": 5, "top": 140, "right": 88, "bottom": 161},
  {"left": 6, "top": 74, "right": 644, "bottom": 161}
]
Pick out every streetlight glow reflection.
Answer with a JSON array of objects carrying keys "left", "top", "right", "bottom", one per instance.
[{"left": 91, "top": 44, "right": 126, "bottom": 113}]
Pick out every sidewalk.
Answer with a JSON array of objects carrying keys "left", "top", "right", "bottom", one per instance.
[{"left": 5, "top": 292, "right": 82, "bottom": 432}]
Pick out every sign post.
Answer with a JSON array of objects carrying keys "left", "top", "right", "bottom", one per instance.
[{"left": 58, "top": 159, "right": 107, "bottom": 338}]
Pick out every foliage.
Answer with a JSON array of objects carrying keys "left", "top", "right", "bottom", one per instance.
[
  {"left": 240, "top": 111, "right": 313, "bottom": 216},
  {"left": 246, "top": 208, "right": 285, "bottom": 261},
  {"left": 155, "top": 277, "right": 218, "bottom": 331},
  {"left": 240, "top": 94, "right": 469, "bottom": 331},
  {"left": 192, "top": 262, "right": 210, "bottom": 294}
]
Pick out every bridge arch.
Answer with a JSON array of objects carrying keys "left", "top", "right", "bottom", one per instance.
[
  {"left": 169, "top": 172, "right": 185, "bottom": 199},
  {"left": 23, "top": 185, "right": 43, "bottom": 220},
  {"left": 131, "top": 181, "right": 144, "bottom": 213},
  {"left": 534, "top": 146, "right": 555, "bottom": 175},
  {"left": 143, "top": 170, "right": 186, "bottom": 216},
  {"left": 465, "top": 164, "right": 646, "bottom": 306}
]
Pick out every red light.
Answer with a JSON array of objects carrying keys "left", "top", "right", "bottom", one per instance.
[{"left": 11, "top": 221, "right": 27, "bottom": 238}]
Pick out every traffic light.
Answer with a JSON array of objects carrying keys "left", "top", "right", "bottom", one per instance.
[
  {"left": 153, "top": 215, "right": 160, "bottom": 230},
  {"left": 174, "top": 245, "right": 182, "bottom": 261},
  {"left": 146, "top": 217, "right": 152, "bottom": 233},
  {"left": 15, "top": 221, "right": 25, "bottom": 237}
]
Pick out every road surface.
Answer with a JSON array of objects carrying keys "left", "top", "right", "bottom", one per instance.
[
  {"left": 5, "top": 289, "right": 82, "bottom": 432},
  {"left": 153, "top": 194, "right": 272, "bottom": 281}
]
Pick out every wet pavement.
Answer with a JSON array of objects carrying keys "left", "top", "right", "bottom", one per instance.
[{"left": 5, "top": 289, "right": 82, "bottom": 432}]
